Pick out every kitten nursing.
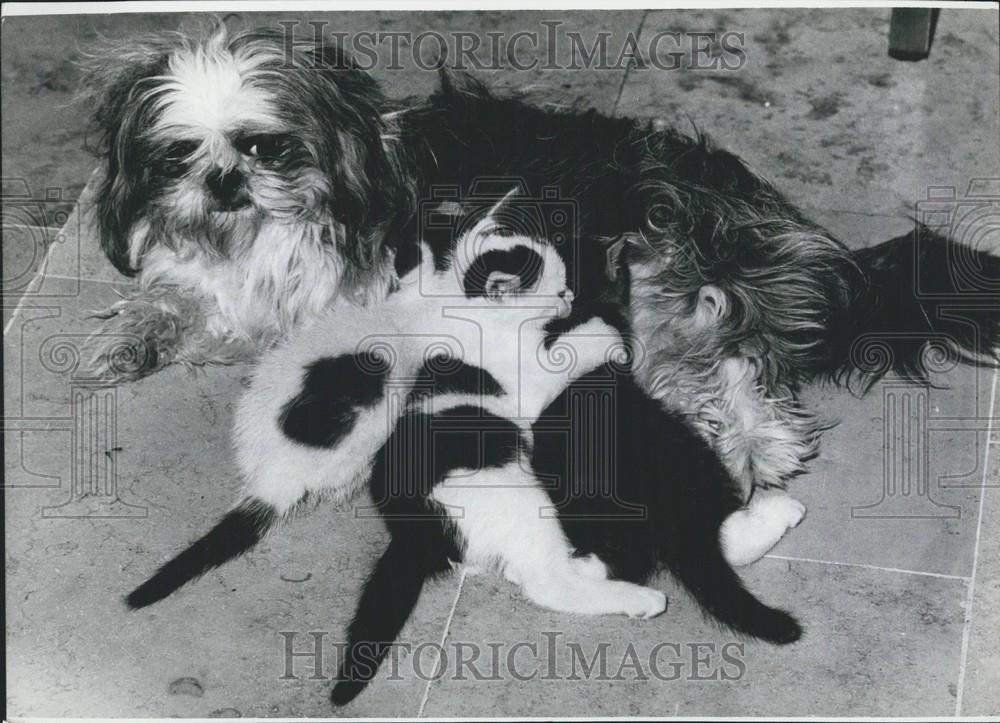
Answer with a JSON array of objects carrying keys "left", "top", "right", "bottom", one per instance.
[{"left": 125, "top": 199, "right": 803, "bottom": 707}]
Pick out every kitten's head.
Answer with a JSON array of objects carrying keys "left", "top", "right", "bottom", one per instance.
[{"left": 449, "top": 193, "right": 573, "bottom": 318}]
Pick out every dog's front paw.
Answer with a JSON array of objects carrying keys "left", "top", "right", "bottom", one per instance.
[
  {"left": 84, "top": 301, "right": 182, "bottom": 382},
  {"left": 85, "top": 327, "right": 166, "bottom": 383}
]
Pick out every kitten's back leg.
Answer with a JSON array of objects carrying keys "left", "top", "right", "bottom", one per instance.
[
  {"left": 127, "top": 349, "right": 399, "bottom": 609},
  {"left": 655, "top": 459, "right": 804, "bottom": 644},
  {"left": 332, "top": 530, "right": 452, "bottom": 706},
  {"left": 432, "top": 467, "right": 667, "bottom": 619}
]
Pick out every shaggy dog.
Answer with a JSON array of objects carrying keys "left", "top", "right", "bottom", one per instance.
[{"left": 81, "top": 22, "right": 999, "bottom": 500}]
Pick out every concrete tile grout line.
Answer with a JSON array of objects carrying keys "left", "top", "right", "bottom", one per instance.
[
  {"left": 2, "top": 176, "right": 100, "bottom": 337},
  {"left": 415, "top": 10, "right": 649, "bottom": 713},
  {"left": 611, "top": 10, "right": 648, "bottom": 118},
  {"left": 416, "top": 566, "right": 468, "bottom": 717},
  {"left": 27, "top": 272, "right": 130, "bottom": 286},
  {"left": 954, "top": 365, "right": 998, "bottom": 716},
  {"left": 3, "top": 228, "right": 62, "bottom": 338},
  {"left": 762, "top": 554, "right": 973, "bottom": 582}
]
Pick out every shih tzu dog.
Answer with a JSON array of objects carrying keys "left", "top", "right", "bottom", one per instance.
[
  {"left": 81, "top": 23, "right": 412, "bottom": 378},
  {"left": 81, "top": 22, "right": 1000, "bottom": 502}
]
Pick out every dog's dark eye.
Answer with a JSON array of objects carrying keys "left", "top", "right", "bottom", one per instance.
[
  {"left": 236, "top": 134, "right": 291, "bottom": 161},
  {"left": 158, "top": 141, "right": 199, "bottom": 177}
]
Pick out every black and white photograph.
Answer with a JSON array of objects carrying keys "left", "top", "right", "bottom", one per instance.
[{"left": 2, "top": 0, "right": 999, "bottom": 718}]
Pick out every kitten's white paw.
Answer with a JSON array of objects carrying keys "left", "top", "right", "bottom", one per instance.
[
  {"left": 502, "top": 565, "right": 522, "bottom": 585},
  {"left": 619, "top": 584, "right": 668, "bottom": 619},
  {"left": 721, "top": 493, "right": 807, "bottom": 567},
  {"left": 569, "top": 553, "right": 609, "bottom": 580},
  {"left": 760, "top": 494, "right": 807, "bottom": 529}
]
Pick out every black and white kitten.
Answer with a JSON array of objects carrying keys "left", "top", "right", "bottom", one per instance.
[
  {"left": 332, "top": 358, "right": 807, "bottom": 702},
  {"left": 125, "top": 200, "right": 802, "bottom": 709},
  {"left": 124, "top": 199, "right": 661, "bottom": 616},
  {"left": 329, "top": 234, "right": 805, "bottom": 704}
]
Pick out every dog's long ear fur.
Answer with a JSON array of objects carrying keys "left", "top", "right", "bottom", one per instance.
[
  {"left": 269, "top": 36, "right": 413, "bottom": 275},
  {"left": 79, "top": 35, "right": 177, "bottom": 276}
]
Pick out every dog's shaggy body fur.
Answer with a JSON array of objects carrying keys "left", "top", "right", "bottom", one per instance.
[
  {"left": 392, "top": 74, "right": 999, "bottom": 494},
  {"left": 82, "top": 24, "right": 1000, "bottom": 497}
]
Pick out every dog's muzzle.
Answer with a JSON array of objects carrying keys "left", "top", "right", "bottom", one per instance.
[{"left": 206, "top": 168, "right": 251, "bottom": 211}]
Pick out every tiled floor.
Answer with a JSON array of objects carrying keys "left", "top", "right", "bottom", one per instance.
[{"left": 3, "top": 8, "right": 998, "bottom": 718}]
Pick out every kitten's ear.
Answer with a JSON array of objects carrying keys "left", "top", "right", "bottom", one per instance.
[
  {"left": 465, "top": 186, "right": 520, "bottom": 240},
  {"left": 453, "top": 187, "right": 515, "bottom": 274}
]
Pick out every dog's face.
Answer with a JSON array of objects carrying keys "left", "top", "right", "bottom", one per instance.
[{"left": 83, "top": 24, "right": 406, "bottom": 276}]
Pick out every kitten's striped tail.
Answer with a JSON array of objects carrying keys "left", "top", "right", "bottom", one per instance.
[{"left": 125, "top": 498, "right": 276, "bottom": 609}]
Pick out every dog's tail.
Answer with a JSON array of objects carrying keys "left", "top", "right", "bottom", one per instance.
[
  {"left": 125, "top": 498, "right": 277, "bottom": 609},
  {"left": 330, "top": 534, "right": 448, "bottom": 706},
  {"left": 820, "top": 226, "right": 1000, "bottom": 389}
]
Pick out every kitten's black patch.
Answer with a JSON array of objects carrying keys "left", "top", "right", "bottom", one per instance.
[
  {"left": 375, "top": 406, "right": 524, "bottom": 502},
  {"left": 279, "top": 351, "right": 390, "bottom": 448},
  {"left": 413, "top": 355, "right": 506, "bottom": 398},
  {"left": 462, "top": 246, "right": 543, "bottom": 298},
  {"left": 542, "top": 301, "right": 630, "bottom": 350},
  {"left": 126, "top": 498, "right": 277, "bottom": 609}
]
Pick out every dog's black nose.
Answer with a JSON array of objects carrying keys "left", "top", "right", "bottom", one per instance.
[{"left": 205, "top": 168, "right": 250, "bottom": 210}]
